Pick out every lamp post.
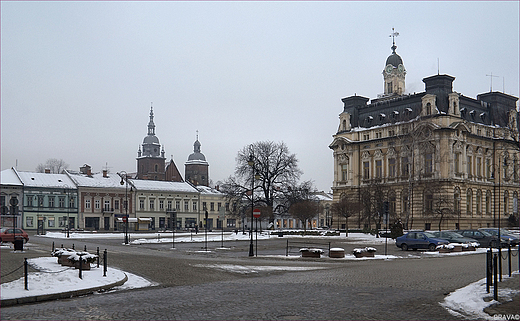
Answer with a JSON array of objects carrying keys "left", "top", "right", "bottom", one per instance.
[
  {"left": 63, "top": 185, "right": 71, "bottom": 238},
  {"left": 247, "top": 146, "right": 256, "bottom": 257},
  {"left": 119, "top": 171, "right": 130, "bottom": 245}
]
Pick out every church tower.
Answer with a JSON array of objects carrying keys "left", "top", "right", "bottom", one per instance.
[
  {"left": 383, "top": 28, "right": 406, "bottom": 96},
  {"left": 184, "top": 133, "right": 209, "bottom": 186},
  {"left": 136, "top": 106, "right": 166, "bottom": 180}
]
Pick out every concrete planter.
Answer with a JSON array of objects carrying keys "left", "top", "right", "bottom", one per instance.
[
  {"left": 300, "top": 248, "right": 323, "bottom": 258},
  {"left": 329, "top": 248, "right": 345, "bottom": 258}
]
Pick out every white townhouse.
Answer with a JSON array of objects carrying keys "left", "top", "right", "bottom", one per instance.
[{"left": 130, "top": 179, "right": 200, "bottom": 230}]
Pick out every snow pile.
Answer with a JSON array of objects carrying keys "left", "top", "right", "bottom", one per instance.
[
  {"left": 193, "top": 264, "right": 325, "bottom": 274},
  {"left": 441, "top": 273, "right": 520, "bottom": 320},
  {"left": 1, "top": 257, "right": 155, "bottom": 300}
]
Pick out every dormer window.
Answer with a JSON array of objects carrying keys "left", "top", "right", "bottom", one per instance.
[{"left": 426, "top": 103, "right": 432, "bottom": 115}]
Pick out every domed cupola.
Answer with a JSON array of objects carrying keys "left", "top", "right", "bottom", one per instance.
[
  {"left": 185, "top": 132, "right": 209, "bottom": 186},
  {"left": 383, "top": 28, "right": 406, "bottom": 96}
]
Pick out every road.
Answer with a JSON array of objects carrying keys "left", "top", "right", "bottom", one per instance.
[{"left": 2, "top": 234, "right": 517, "bottom": 320}]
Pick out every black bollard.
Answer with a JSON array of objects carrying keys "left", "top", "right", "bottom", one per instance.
[
  {"left": 508, "top": 244, "right": 512, "bottom": 277},
  {"left": 84, "top": 245, "right": 87, "bottom": 252},
  {"left": 486, "top": 249, "right": 492, "bottom": 293},
  {"left": 97, "top": 247, "right": 100, "bottom": 268},
  {"left": 103, "top": 249, "right": 107, "bottom": 277},
  {"left": 24, "top": 258, "right": 28, "bottom": 290},
  {"left": 79, "top": 257, "right": 82, "bottom": 279},
  {"left": 493, "top": 254, "right": 498, "bottom": 301},
  {"left": 72, "top": 244, "right": 75, "bottom": 250},
  {"left": 52, "top": 242, "right": 54, "bottom": 252}
]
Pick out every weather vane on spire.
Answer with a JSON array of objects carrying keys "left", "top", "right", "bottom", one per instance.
[{"left": 389, "top": 28, "right": 399, "bottom": 53}]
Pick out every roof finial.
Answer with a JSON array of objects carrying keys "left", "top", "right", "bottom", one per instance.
[
  {"left": 196, "top": 130, "right": 199, "bottom": 141},
  {"left": 389, "top": 28, "right": 399, "bottom": 54}
]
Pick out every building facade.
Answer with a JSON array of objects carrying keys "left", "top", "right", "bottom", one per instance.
[
  {"left": 66, "top": 165, "right": 133, "bottom": 231},
  {"left": 185, "top": 136, "right": 209, "bottom": 187},
  {"left": 329, "top": 40, "right": 519, "bottom": 231}
]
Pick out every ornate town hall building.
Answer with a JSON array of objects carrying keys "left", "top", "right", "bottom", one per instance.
[{"left": 329, "top": 38, "right": 519, "bottom": 231}]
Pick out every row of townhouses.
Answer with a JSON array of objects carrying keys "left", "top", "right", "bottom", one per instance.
[{"left": 0, "top": 166, "right": 333, "bottom": 232}]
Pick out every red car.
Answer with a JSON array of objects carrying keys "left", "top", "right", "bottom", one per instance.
[{"left": 0, "top": 227, "right": 29, "bottom": 243}]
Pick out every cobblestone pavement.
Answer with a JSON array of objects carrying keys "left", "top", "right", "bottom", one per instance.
[{"left": 1, "top": 235, "right": 518, "bottom": 320}]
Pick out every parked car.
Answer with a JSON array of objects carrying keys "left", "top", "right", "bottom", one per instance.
[
  {"left": 0, "top": 227, "right": 29, "bottom": 243},
  {"left": 396, "top": 231, "right": 449, "bottom": 251},
  {"left": 430, "top": 230, "right": 480, "bottom": 246},
  {"left": 456, "top": 229, "right": 501, "bottom": 248},
  {"left": 478, "top": 228, "right": 519, "bottom": 246}
]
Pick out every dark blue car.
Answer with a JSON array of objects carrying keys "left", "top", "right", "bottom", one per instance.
[{"left": 396, "top": 231, "right": 449, "bottom": 251}]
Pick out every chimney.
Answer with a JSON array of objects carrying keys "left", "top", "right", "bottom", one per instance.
[
  {"left": 45, "top": 169, "right": 51, "bottom": 174},
  {"left": 103, "top": 170, "right": 108, "bottom": 178}
]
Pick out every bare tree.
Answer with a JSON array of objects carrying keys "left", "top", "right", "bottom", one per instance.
[
  {"left": 331, "top": 194, "right": 362, "bottom": 237},
  {"left": 36, "top": 158, "right": 69, "bottom": 174},
  {"left": 221, "top": 141, "right": 304, "bottom": 226}
]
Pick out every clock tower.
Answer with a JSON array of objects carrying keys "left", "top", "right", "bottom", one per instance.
[
  {"left": 383, "top": 28, "right": 406, "bottom": 96},
  {"left": 136, "top": 106, "right": 166, "bottom": 180}
]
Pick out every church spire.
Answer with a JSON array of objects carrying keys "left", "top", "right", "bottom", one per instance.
[
  {"left": 148, "top": 104, "right": 155, "bottom": 136},
  {"left": 390, "top": 27, "right": 399, "bottom": 54}
]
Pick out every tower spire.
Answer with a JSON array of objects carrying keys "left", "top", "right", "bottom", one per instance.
[
  {"left": 389, "top": 28, "right": 399, "bottom": 54},
  {"left": 148, "top": 104, "right": 155, "bottom": 136}
]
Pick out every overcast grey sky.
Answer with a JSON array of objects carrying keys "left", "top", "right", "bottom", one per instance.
[{"left": 2, "top": 1, "right": 519, "bottom": 192}]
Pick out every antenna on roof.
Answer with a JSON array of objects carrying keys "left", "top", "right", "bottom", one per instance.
[
  {"left": 486, "top": 73, "right": 499, "bottom": 92},
  {"left": 437, "top": 58, "right": 440, "bottom": 75}
]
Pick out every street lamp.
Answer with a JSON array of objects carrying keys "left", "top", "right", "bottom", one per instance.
[
  {"left": 247, "top": 146, "right": 260, "bottom": 257},
  {"left": 63, "top": 185, "right": 71, "bottom": 238},
  {"left": 119, "top": 171, "right": 130, "bottom": 245}
]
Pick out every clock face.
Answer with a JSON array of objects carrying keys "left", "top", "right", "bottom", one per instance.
[
  {"left": 398, "top": 64, "right": 404, "bottom": 73},
  {"left": 385, "top": 65, "right": 393, "bottom": 73}
]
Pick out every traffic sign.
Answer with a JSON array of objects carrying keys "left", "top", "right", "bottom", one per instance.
[{"left": 253, "top": 208, "right": 261, "bottom": 218}]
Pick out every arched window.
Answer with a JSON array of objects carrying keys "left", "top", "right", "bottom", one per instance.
[
  {"left": 454, "top": 187, "right": 461, "bottom": 214},
  {"left": 504, "top": 190, "right": 509, "bottom": 214},
  {"left": 426, "top": 102, "right": 432, "bottom": 115},
  {"left": 154, "top": 164, "right": 158, "bottom": 172},
  {"left": 486, "top": 190, "right": 492, "bottom": 216},
  {"left": 466, "top": 189, "right": 473, "bottom": 216},
  {"left": 342, "top": 120, "right": 347, "bottom": 131},
  {"left": 476, "top": 190, "right": 482, "bottom": 215},
  {"left": 513, "top": 191, "right": 518, "bottom": 214}
]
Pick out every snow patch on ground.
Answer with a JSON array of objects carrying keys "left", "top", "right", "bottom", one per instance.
[
  {"left": 193, "top": 264, "right": 326, "bottom": 274},
  {"left": 1, "top": 257, "right": 156, "bottom": 300},
  {"left": 440, "top": 272, "right": 520, "bottom": 320}
]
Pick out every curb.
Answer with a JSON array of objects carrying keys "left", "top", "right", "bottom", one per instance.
[{"left": 0, "top": 273, "right": 128, "bottom": 307}]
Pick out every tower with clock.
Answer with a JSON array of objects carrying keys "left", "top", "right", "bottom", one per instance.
[{"left": 383, "top": 28, "right": 406, "bottom": 96}]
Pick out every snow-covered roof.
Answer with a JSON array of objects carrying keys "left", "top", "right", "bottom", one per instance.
[
  {"left": 66, "top": 171, "right": 127, "bottom": 189},
  {"left": 16, "top": 171, "right": 76, "bottom": 189},
  {"left": 196, "top": 185, "right": 224, "bottom": 195},
  {"left": 312, "top": 192, "right": 333, "bottom": 202},
  {"left": 129, "top": 180, "right": 198, "bottom": 193},
  {"left": 1, "top": 168, "right": 22, "bottom": 186}
]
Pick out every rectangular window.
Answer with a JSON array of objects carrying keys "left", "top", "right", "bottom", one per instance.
[
  {"left": 210, "top": 202, "right": 215, "bottom": 211},
  {"left": 375, "top": 160, "right": 382, "bottom": 178},
  {"left": 401, "top": 157, "right": 409, "bottom": 176},
  {"left": 225, "top": 203, "right": 230, "bottom": 212},
  {"left": 149, "top": 199, "right": 155, "bottom": 210},
  {"left": 26, "top": 195, "right": 33, "bottom": 207},
  {"left": 59, "top": 216, "right": 67, "bottom": 227},
  {"left": 85, "top": 199, "right": 91, "bottom": 209},
  {"left": 184, "top": 201, "right": 189, "bottom": 211},
  {"left": 363, "top": 134, "right": 370, "bottom": 141},
  {"left": 38, "top": 196, "right": 44, "bottom": 207},
  {"left": 48, "top": 218, "right": 55, "bottom": 227},
  {"left": 175, "top": 200, "right": 180, "bottom": 211},
  {"left": 114, "top": 200, "right": 120, "bottom": 210},
  {"left": 217, "top": 202, "right": 222, "bottom": 211},
  {"left": 425, "top": 194, "right": 433, "bottom": 212},
  {"left": 363, "top": 161, "right": 370, "bottom": 179},
  {"left": 226, "top": 219, "right": 237, "bottom": 227},
  {"left": 59, "top": 197, "right": 65, "bottom": 208},
  {"left": 425, "top": 153, "right": 433, "bottom": 173},
  {"left": 467, "top": 156, "right": 472, "bottom": 176},
  {"left": 388, "top": 158, "right": 396, "bottom": 177},
  {"left": 139, "top": 199, "right": 145, "bottom": 210},
  {"left": 193, "top": 201, "right": 197, "bottom": 211},
  {"left": 95, "top": 199, "right": 100, "bottom": 210},
  {"left": 476, "top": 157, "right": 482, "bottom": 177},
  {"left": 203, "top": 202, "right": 207, "bottom": 211},
  {"left": 26, "top": 217, "right": 33, "bottom": 227},
  {"left": 49, "top": 197, "right": 55, "bottom": 208},
  {"left": 341, "top": 164, "right": 348, "bottom": 181},
  {"left": 454, "top": 153, "right": 460, "bottom": 173},
  {"left": 159, "top": 200, "right": 164, "bottom": 210},
  {"left": 167, "top": 200, "right": 172, "bottom": 210},
  {"left": 104, "top": 200, "right": 111, "bottom": 211}
]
